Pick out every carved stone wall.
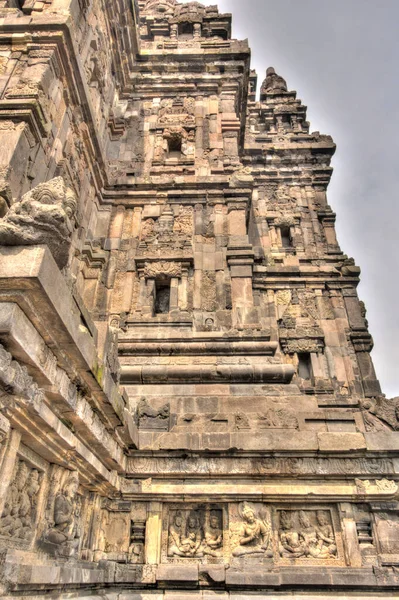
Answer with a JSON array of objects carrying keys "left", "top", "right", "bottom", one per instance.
[{"left": 0, "top": 0, "right": 397, "bottom": 598}]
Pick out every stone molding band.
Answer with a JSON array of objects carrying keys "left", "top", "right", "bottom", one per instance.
[{"left": 121, "top": 364, "right": 295, "bottom": 384}]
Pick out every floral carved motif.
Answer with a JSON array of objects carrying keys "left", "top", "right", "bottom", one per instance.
[{"left": 143, "top": 261, "right": 182, "bottom": 279}]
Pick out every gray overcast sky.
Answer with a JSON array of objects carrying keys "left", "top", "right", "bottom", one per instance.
[{"left": 199, "top": 0, "right": 399, "bottom": 398}]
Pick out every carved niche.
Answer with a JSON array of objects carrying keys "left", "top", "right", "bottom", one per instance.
[
  {"left": 275, "top": 507, "right": 343, "bottom": 565},
  {"left": 162, "top": 504, "right": 227, "bottom": 563},
  {"left": 229, "top": 503, "right": 273, "bottom": 559},
  {"left": 40, "top": 469, "right": 82, "bottom": 558},
  {"left": 0, "top": 177, "right": 78, "bottom": 269},
  {"left": 95, "top": 500, "right": 147, "bottom": 564},
  {"left": 0, "top": 459, "right": 42, "bottom": 543}
]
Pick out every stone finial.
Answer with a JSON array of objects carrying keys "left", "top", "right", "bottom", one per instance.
[
  {"left": 0, "top": 176, "right": 77, "bottom": 269},
  {"left": 260, "top": 66, "right": 288, "bottom": 98}
]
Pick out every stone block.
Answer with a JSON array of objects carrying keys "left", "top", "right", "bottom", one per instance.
[
  {"left": 280, "top": 568, "right": 331, "bottom": 587},
  {"left": 318, "top": 432, "right": 367, "bottom": 452},
  {"left": 157, "top": 564, "right": 199, "bottom": 583},
  {"left": 226, "top": 569, "right": 280, "bottom": 587},
  {"left": 365, "top": 432, "right": 399, "bottom": 451}
]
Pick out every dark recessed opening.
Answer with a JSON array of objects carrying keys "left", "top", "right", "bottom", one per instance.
[
  {"left": 280, "top": 225, "right": 292, "bottom": 248},
  {"left": 168, "top": 136, "right": 182, "bottom": 159},
  {"left": 154, "top": 280, "right": 170, "bottom": 314},
  {"left": 298, "top": 353, "right": 312, "bottom": 381},
  {"left": 178, "top": 22, "right": 194, "bottom": 38}
]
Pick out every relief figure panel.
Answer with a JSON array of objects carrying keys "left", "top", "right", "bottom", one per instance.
[
  {"left": 0, "top": 459, "right": 43, "bottom": 545},
  {"left": 162, "top": 504, "right": 227, "bottom": 564},
  {"left": 229, "top": 503, "right": 273, "bottom": 560},
  {"left": 274, "top": 506, "right": 345, "bottom": 566}
]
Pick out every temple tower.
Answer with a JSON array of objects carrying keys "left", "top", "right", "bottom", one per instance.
[{"left": 0, "top": 0, "right": 397, "bottom": 598}]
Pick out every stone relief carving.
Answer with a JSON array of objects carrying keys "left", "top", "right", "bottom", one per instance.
[
  {"left": 278, "top": 510, "right": 337, "bottom": 560},
  {"left": 375, "top": 512, "right": 399, "bottom": 555},
  {"left": 230, "top": 503, "right": 272, "bottom": 558},
  {"left": 0, "top": 413, "right": 10, "bottom": 445},
  {"left": 139, "top": 205, "right": 193, "bottom": 258},
  {"left": 360, "top": 397, "right": 399, "bottom": 432},
  {"left": 356, "top": 478, "right": 398, "bottom": 496},
  {"left": 158, "top": 97, "right": 196, "bottom": 126},
  {"left": 0, "top": 460, "right": 42, "bottom": 542},
  {"left": 173, "top": 206, "right": 193, "bottom": 236},
  {"left": 0, "top": 343, "right": 45, "bottom": 406},
  {"left": 127, "top": 456, "right": 394, "bottom": 478},
  {"left": 168, "top": 511, "right": 204, "bottom": 557},
  {"left": 261, "top": 67, "right": 288, "bottom": 94},
  {"left": 0, "top": 177, "right": 78, "bottom": 268},
  {"left": 163, "top": 505, "right": 225, "bottom": 563},
  {"left": 201, "top": 271, "right": 217, "bottom": 312},
  {"left": 235, "top": 409, "right": 299, "bottom": 430},
  {"left": 143, "top": 261, "right": 182, "bottom": 279},
  {"left": 41, "top": 470, "right": 82, "bottom": 558},
  {"left": 137, "top": 398, "right": 170, "bottom": 431},
  {"left": 129, "top": 515, "right": 146, "bottom": 564}
]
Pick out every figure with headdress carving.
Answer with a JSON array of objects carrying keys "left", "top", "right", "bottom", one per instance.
[
  {"left": 202, "top": 511, "right": 223, "bottom": 557},
  {"left": 279, "top": 511, "right": 306, "bottom": 558},
  {"left": 232, "top": 504, "right": 272, "bottom": 557}
]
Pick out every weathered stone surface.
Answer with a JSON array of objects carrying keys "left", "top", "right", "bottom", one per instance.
[{"left": 0, "top": 0, "right": 396, "bottom": 598}]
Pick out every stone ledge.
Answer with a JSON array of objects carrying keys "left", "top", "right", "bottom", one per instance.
[{"left": 0, "top": 246, "right": 125, "bottom": 428}]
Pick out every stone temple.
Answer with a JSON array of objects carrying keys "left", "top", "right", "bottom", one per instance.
[{"left": 0, "top": 0, "right": 398, "bottom": 598}]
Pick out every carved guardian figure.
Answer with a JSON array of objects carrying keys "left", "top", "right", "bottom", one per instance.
[{"left": 0, "top": 177, "right": 77, "bottom": 268}]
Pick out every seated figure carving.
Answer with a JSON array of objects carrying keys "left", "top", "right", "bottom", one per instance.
[
  {"left": 168, "top": 512, "right": 204, "bottom": 557},
  {"left": 232, "top": 504, "right": 272, "bottom": 558},
  {"left": 279, "top": 511, "right": 307, "bottom": 558},
  {"left": 202, "top": 512, "right": 223, "bottom": 557},
  {"left": 279, "top": 510, "right": 337, "bottom": 559},
  {"left": 0, "top": 176, "right": 77, "bottom": 269},
  {"left": 316, "top": 510, "right": 337, "bottom": 557},
  {"left": 43, "top": 471, "right": 81, "bottom": 557}
]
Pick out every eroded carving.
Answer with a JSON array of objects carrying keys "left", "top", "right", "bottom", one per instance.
[
  {"left": 41, "top": 470, "right": 81, "bottom": 558},
  {"left": 360, "top": 397, "right": 399, "bottom": 432},
  {"left": 0, "top": 177, "right": 77, "bottom": 268},
  {"left": 278, "top": 509, "right": 337, "bottom": 560},
  {"left": 164, "top": 505, "right": 224, "bottom": 562},
  {"left": 261, "top": 67, "right": 288, "bottom": 94},
  {"left": 235, "top": 409, "right": 298, "bottom": 430},
  {"left": 143, "top": 261, "right": 182, "bottom": 279},
  {"left": 0, "top": 460, "right": 41, "bottom": 542},
  {"left": 137, "top": 398, "right": 170, "bottom": 431}
]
